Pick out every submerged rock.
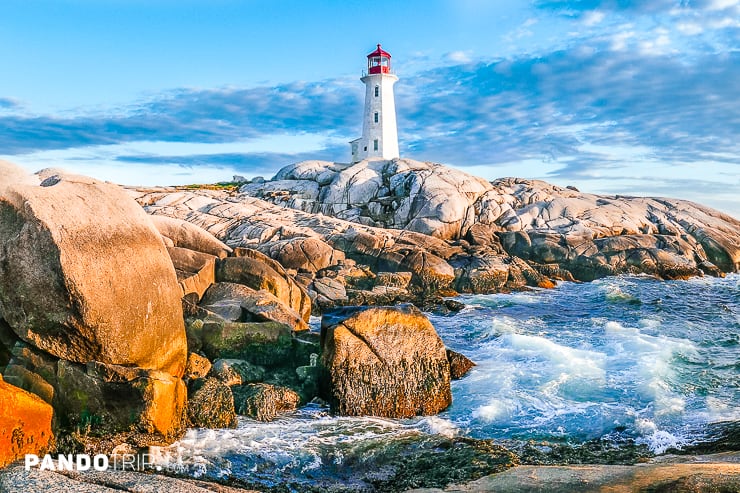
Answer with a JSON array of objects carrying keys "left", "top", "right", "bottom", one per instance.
[
  {"left": 447, "top": 349, "right": 476, "bottom": 380},
  {"left": 320, "top": 304, "right": 451, "bottom": 417}
]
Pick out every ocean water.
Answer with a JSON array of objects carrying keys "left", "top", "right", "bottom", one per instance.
[{"left": 152, "top": 274, "right": 739, "bottom": 488}]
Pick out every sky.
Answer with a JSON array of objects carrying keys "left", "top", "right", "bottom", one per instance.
[{"left": 0, "top": 0, "right": 738, "bottom": 217}]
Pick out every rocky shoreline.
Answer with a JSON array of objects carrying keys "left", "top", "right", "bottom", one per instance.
[{"left": 1, "top": 158, "right": 739, "bottom": 492}]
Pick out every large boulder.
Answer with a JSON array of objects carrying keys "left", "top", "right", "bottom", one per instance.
[
  {"left": 217, "top": 249, "right": 312, "bottom": 322},
  {"left": 233, "top": 383, "right": 300, "bottom": 421},
  {"left": 200, "top": 320, "right": 293, "bottom": 367},
  {"left": 257, "top": 159, "right": 492, "bottom": 240},
  {"left": 200, "top": 282, "right": 309, "bottom": 332},
  {"left": 0, "top": 174, "right": 187, "bottom": 377},
  {"left": 0, "top": 160, "right": 39, "bottom": 193},
  {"left": 167, "top": 246, "right": 217, "bottom": 301},
  {"left": 320, "top": 304, "right": 451, "bottom": 417},
  {"left": 150, "top": 215, "right": 232, "bottom": 258},
  {"left": 5, "top": 346, "right": 188, "bottom": 442},
  {"left": 256, "top": 237, "right": 344, "bottom": 271},
  {"left": 0, "top": 375, "right": 54, "bottom": 468},
  {"left": 187, "top": 377, "right": 237, "bottom": 428}
]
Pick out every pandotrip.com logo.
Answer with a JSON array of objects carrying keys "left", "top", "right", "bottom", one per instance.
[{"left": 25, "top": 453, "right": 172, "bottom": 472}]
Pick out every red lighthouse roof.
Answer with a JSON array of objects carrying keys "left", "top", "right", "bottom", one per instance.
[
  {"left": 367, "top": 44, "right": 392, "bottom": 74},
  {"left": 367, "top": 44, "right": 391, "bottom": 59}
]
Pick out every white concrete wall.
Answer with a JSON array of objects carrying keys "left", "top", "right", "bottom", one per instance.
[{"left": 351, "top": 72, "right": 399, "bottom": 162}]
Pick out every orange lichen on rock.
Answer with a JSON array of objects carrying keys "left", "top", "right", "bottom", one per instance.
[{"left": 0, "top": 375, "right": 54, "bottom": 468}]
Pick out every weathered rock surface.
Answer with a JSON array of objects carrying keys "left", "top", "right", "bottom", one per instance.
[
  {"left": 233, "top": 382, "right": 300, "bottom": 421},
  {"left": 0, "top": 375, "right": 54, "bottom": 468},
  {"left": 232, "top": 159, "right": 740, "bottom": 282},
  {"left": 184, "top": 352, "right": 211, "bottom": 380},
  {"left": 149, "top": 214, "right": 232, "bottom": 258},
  {"left": 447, "top": 349, "right": 476, "bottom": 380},
  {"left": 133, "top": 160, "right": 739, "bottom": 302},
  {"left": 187, "top": 377, "right": 237, "bottom": 429},
  {"left": 200, "top": 320, "right": 293, "bottom": 367},
  {"left": 168, "top": 246, "right": 217, "bottom": 301},
  {"left": 210, "top": 358, "right": 265, "bottom": 385},
  {"left": 200, "top": 282, "right": 309, "bottom": 331},
  {"left": 131, "top": 186, "right": 473, "bottom": 294},
  {"left": 0, "top": 160, "right": 39, "bottom": 192},
  {"left": 0, "top": 465, "right": 258, "bottom": 492},
  {"left": 4, "top": 344, "right": 188, "bottom": 442},
  {"left": 403, "top": 453, "right": 740, "bottom": 493},
  {"left": 320, "top": 304, "right": 451, "bottom": 417},
  {"left": 216, "top": 251, "right": 311, "bottom": 322},
  {"left": 257, "top": 159, "right": 491, "bottom": 239},
  {"left": 0, "top": 173, "right": 187, "bottom": 377},
  {"left": 255, "top": 237, "right": 344, "bottom": 272}
]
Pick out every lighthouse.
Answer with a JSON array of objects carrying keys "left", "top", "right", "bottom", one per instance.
[{"left": 350, "top": 44, "right": 399, "bottom": 163}]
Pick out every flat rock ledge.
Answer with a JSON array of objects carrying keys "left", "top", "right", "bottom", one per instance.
[
  {"left": 403, "top": 452, "right": 740, "bottom": 493},
  {"left": 0, "top": 464, "right": 258, "bottom": 493}
]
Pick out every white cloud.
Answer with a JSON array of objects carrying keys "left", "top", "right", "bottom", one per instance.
[
  {"left": 445, "top": 51, "right": 473, "bottom": 63},
  {"left": 611, "top": 31, "right": 635, "bottom": 51},
  {"left": 677, "top": 22, "right": 704, "bottom": 35},
  {"left": 706, "top": 0, "right": 739, "bottom": 11},
  {"left": 583, "top": 11, "right": 606, "bottom": 26}
]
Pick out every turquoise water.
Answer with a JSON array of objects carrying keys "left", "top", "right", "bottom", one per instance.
[
  {"left": 153, "top": 274, "right": 740, "bottom": 487},
  {"left": 436, "top": 274, "right": 739, "bottom": 453}
]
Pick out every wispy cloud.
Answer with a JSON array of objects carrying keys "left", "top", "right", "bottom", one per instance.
[{"left": 1, "top": 4, "right": 738, "bottom": 216}]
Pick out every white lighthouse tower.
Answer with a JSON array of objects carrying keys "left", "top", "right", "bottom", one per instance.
[{"left": 350, "top": 44, "right": 399, "bottom": 163}]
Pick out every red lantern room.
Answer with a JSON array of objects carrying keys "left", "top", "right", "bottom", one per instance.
[{"left": 367, "top": 44, "right": 392, "bottom": 74}]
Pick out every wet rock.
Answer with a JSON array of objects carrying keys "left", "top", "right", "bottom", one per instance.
[
  {"left": 200, "top": 282, "right": 309, "bottom": 331},
  {"left": 212, "top": 358, "right": 265, "bottom": 384},
  {"left": 406, "top": 454, "right": 740, "bottom": 493},
  {"left": 200, "top": 320, "right": 293, "bottom": 367},
  {"left": 210, "top": 359, "right": 243, "bottom": 386},
  {"left": 184, "top": 352, "right": 211, "bottom": 380},
  {"left": 234, "top": 383, "right": 300, "bottom": 421},
  {"left": 0, "top": 464, "right": 258, "bottom": 492},
  {"left": 187, "top": 377, "right": 237, "bottom": 428},
  {"left": 0, "top": 173, "right": 187, "bottom": 377},
  {"left": 320, "top": 304, "right": 451, "bottom": 417},
  {"left": 450, "top": 252, "right": 511, "bottom": 293},
  {"left": 55, "top": 360, "right": 188, "bottom": 441},
  {"left": 447, "top": 350, "right": 476, "bottom": 380},
  {"left": 0, "top": 375, "right": 54, "bottom": 468},
  {"left": 5, "top": 339, "right": 187, "bottom": 442}
]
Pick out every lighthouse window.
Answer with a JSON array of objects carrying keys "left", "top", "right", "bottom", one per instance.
[
  {"left": 373, "top": 139, "right": 379, "bottom": 151},
  {"left": 374, "top": 112, "right": 379, "bottom": 123},
  {"left": 374, "top": 86, "right": 379, "bottom": 97}
]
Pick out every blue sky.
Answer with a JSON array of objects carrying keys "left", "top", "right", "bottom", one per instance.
[{"left": 1, "top": 0, "right": 738, "bottom": 216}]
